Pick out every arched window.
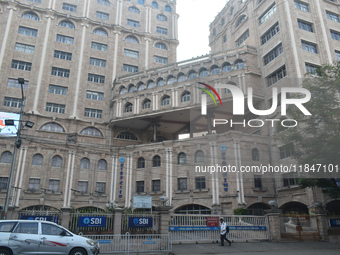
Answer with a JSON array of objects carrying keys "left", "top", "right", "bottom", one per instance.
[
  {"left": 165, "top": 5, "right": 171, "bottom": 12},
  {"left": 252, "top": 148, "right": 259, "bottom": 161},
  {"left": 161, "top": 95, "right": 171, "bottom": 106},
  {"left": 125, "top": 35, "right": 139, "bottom": 43},
  {"left": 152, "top": 155, "right": 161, "bottom": 167},
  {"left": 188, "top": 70, "right": 197, "bottom": 80},
  {"left": 119, "top": 86, "right": 127, "bottom": 95},
  {"left": 128, "top": 6, "right": 140, "bottom": 14},
  {"left": 222, "top": 62, "right": 232, "bottom": 72},
  {"left": 195, "top": 150, "right": 205, "bottom": 163},
  {"left": 93, "top": 28, "right": 108, "bottom": 36},
  {"left": 155, "top": 42, "right": 167, "bottom": 50},
  {"left": 32, "top": 154, "right": 43, "bottom": 166},
  {"left": 157, "top": 14, "right": 167, "bottom": 21},
  {"left": 236, "top": 15, "right": 246, "bottom": 27},
  {"left": 235, "top": 60, "right": 244, "bottom": 69},
  {"left": 51, "top": 155, "right": 62, "bottom": 167},
  {"left": 210, "top": 65, "right": 220, "bottom": 75},
  {"left": 147, "top": 80, "right": 155, "bottom": 89},
  {"left": 128, "top": 84, "right": 136, "bottom": 93},
  {"left": 152, "top": 1, "right": 158, "bottom": 8},
  {"left": 117, "top": 131, "right": 138, "bottom": 140},
  {"left": 177, "top": 73, "right": 186, "bottom": 82},
  {"left": 98, "top": 159, "right": 107, "bottom": 170},
  {"left": 178, "top": 152, "right": 186, "bottom": 164},
  {"left": 59, "top": 20, "right": 75, "bottom": 29},
  {"left": 80, "top": 127, "right": 103, "bottom": 137},
  {"left": 80, "top": 157, "right": 90, "bottom": 169},
  {"left": 137, "top": 82, "right": 145, "bottom": 91},
  {"left": 125, "top": 103, "right": 133, "bottom": 113},
  {"left": 137, "top": 157, "right": 145, "bottom": 168},
  {"left": 40, "top": 123, "right": 65, "bottom": 133},
  {"left": 142, "top": 99, "right": 151, "bottom": 109},
  {"left": 138, "top": 0, "right": 144, "bottom": 5},
  {"left": 157, "top": 78, "right": 165, "bottom": 87},
  {"left": 175, "top": 204, "right": 211, "bottom": 214},
  {"left": 167, "top": 75, "right": 175, "bottom": 85},
  {"left": 181, "top": 92, "right": 191, "bottom": 102},
  {"left": 0, "top": 151, "right": 12, "bottom": 163},
  {"left": 22, "top": 12, "right": 39, "bottom": 21},
  {"left": 199, "top": 68, "right": 208, "bottom": 77}
]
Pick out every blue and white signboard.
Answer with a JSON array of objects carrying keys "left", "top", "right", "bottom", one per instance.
[
  {"left": 329, "top": 219, "right": 340, "bottom": 228},
  {"left": 128, "top": 217, "right": 153, "bottom": 228},
  {"left": 79, "top": 216, "right": 106, "bottom": 227},
  {"left": 20, "top": 215, "right": 58, "bottom": 223}
]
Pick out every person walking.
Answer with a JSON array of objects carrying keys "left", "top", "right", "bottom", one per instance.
[{"left": 220, "top": 217, "right": 231, "bottom": 246}]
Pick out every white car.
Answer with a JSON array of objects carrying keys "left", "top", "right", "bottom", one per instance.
[{"left": 0, "top": 220, "right": 99, "bottom": 255}]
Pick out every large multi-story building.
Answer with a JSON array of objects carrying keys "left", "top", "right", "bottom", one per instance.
[{"left": 1, "top": 0, "right": 340, "bottom": 219}]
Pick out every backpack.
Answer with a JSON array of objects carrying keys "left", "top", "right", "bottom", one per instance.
[{"left": 226, "top": 226, "right": 229, "bottom": 233}]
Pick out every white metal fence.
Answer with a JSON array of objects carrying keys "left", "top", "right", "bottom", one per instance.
[
  {"left": 85, "top": 233, "right": 172, "bottom": 254},
  {"left": 169, "top": 214, "right": 269, "bottom": 243}
]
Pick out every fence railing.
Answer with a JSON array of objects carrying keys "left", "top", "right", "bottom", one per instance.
[
  {"left": 85, "top": 233, "right": 172, "bottom": 254},
  {"left": 18, "top": 209, "right": 61, "bottom": 224},
  {"left": 69, "top": 212, "right": 114, "bottom": 234},
  {"left": 121, "top": 213, "right": 160, "bottom": 234}
]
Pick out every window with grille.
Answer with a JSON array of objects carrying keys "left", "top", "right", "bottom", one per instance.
[
  {"left": 128, "top": 6, "right": 140, "bottom": 14},
  {"left": 261, "top": 22, "right": 279, "bottom": 45},
  {"left": 259, "top": 3, "right": 276, "bottom": 25},
  {"left": 236, "top": 29, "right": 249, "bottom": 47},
  {"left": 123, "top": 64, "right": 138, "bottom": 73},
  {"left": 326, "top": 11, "right": 340, "bottom": 23},
  {"left": 136, "top": 181, "right": 144, "bottom": 193},
  {"left": 7, "top": 78, "right": 29, "bottom": 89},
  {"left": 283, "top": 173, "right": 296, "bottom": 187},
  {"left": 331, "top": 30, "right": 340, "bottom": 41},
  {"left": 45, "top": 103, "right": 65, "bottom": 114},
  {"left": 0, "top": 177, "right": 8, "bottom": 190},
  {"left": 195, "top": 150, "right": 204, "bottom": 163},
  {"left": 267, "top": 65, "right": 286, "bottom": 87},
  {"left": 80, "top": 158, "right": 90, "bottom": 169},
  {"left": 78, "top": 181, "right": 88, "bottom": 193},
  {"left": 96, "top": 182, "right": 106, "bottom": 193},
  {"left": 117, "top": 132, "right": 137, "bottom": 140},
  {"left": 125, "top": 36, "right": 139, "bottom": 43},
  {"left": 195, "top": 177, "right": 206, "bottom": 190},
  {"left": 142, "top": 99, "right": 151, "bottom": 109},
  {"left": 93, "top": 29, "right": 108, "bottom": 36},
  {"left": 4, "top": 97, "right": 21, "bottom": 108},
  {"left": 263, "top": 43, "right": 283, "bottom": 66},
  {"left": 295, "top": 1, "right": 309, "bottom": 12},
  {"left": 48, "top": 180, "right": 60, "bottom": 192},
  {"left": 88, "top": 73, "right": 105, "bottom": 83},
  {"left": 157, "top": 14, "right": 167, "bottom": 21},
  {"left": 28, "top": 178, "right": 40, "bottom": 192},
  {"left": 127, "top": 19, "right": 139, "bottom": 27},
  {"left": 59, "top": 20, "right": 75, "bottom": 29},
  {"left": 157, "top": 27, "right": 168, "bottom": 35},
  {"left": 252, "top": 148, "right": 260, "bottom": 161},
  {"left": 84, "top": 108, "right": 102, "bottom": 118},
  {"left": 298, "top": 20, "right": 313, "bottom": 32},
  {"left": 32, "top": 154, "right": 43, "bottom": 166},
  {"left": 254, "top": 175, "right": 262, "bottom": 188},
  {"left": 124, "top": 49, "right": 139, "bottom": 58},
  {"left": 161, "top": 95, "right": 170, "bottom": 106},
  {"left": 152, "top": 155, "right": 161, "bottom": 167},
  {"left": 62, "top": 3, "right": 77, "bottom": 12},
  {"left": 152, "top": 180, "right": 161, "bottom": 192},
  {"left": 52, "top": 156, "right": 62, "bottom": 167},
  {"left": 155, "top": 42, "right": 167, "bottom": 50},
  {"left": 11, "top": 60, "right": 31, "bottom": 71},
  {"left": 89, "top": 57, "right": 106, "bottom": 67},
  {"left": 18, "top": 26, "right": 38, "bottom": 37},
  {"left": 178, "top": 153, "right": 186, "bottom": 164},
  {"left": 56, "top": 34, "right": 74, "bottom": 45},
  {"left": 91, "top": 42, "right": 107, "bottom": 51},
  {"left": 40, "top": 123, "right": 65, "bottom": 133},
  {"left": 49, "top": 85, "right": 67, "bottom": 95},
  {"left": 98, "top": 159, "right": 107, "bottom": 170},
  {"left": 86, "top": 91, "right": 104, "bottom": 101},
  {"left": 98, "top": 0, "right": 110, "bottom": 6},
  {"left": 302, "top": 41, "right": 318, "bottom": 54},
  {"left": 96, "top": 11, "right": 109, "bottom": 20},
  {"left": 0, "top": 151, "right": 12, "bottom": 163},
  {"left": 22, "top": 12, "right": 39, "bottom": 21},
  {"left": 181, "top": 92, "right": 191, "bottom": 102},
  {"left": 54, "top": 50, "right": 72, "bottom": 61},
  {"left": 137, "top": 158, "right": 145, "bottom": 168},
  {"left": 51, "top": 67, "right": 70, "bottom": 78},
  {"left": 15, "top": 43, "right": 35, "bottom": 54},
  {"left": 80, "top": 127, "right": 103, "bottom": 137},
  {"left": 178, "top": 178, "right": 187, "bottom": 191}
]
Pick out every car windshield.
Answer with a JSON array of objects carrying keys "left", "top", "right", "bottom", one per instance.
[{"left": 0, "top": 222, "right": 17, "bottom": 232}]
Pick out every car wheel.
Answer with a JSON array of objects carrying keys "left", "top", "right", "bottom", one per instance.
[
  {"left": 0, "top": 248, "right": 12, "bottom": 255},
  {"left": 69, "top": 248, "right": 87, "bottom": 255}
]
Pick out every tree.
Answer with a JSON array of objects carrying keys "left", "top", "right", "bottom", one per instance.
[{"left": 278, "top": 61, "right": 340, "bottom": 198}]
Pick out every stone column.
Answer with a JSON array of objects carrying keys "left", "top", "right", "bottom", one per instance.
[
  {"left": 315, "top": 213, "right": 329, "bottom": 242},
  {"left": 60, "top": 208, "right": 71, "bottom": 229},
  {"left": 267, "top": 210, "right": 281, "bottom": 242},
  {"left": 113, "top": 208, "right": 123, "bottom": 235},
  {"left": 157, "top": 206, "right": 172, "bottom": 235},
  {"left": 7, "top": 207, "right": 19, "bottom": 220}
]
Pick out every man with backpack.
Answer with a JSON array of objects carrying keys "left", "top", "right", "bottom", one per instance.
[{"left": 220, "top": 217, "right": 231, "bottom": 246}]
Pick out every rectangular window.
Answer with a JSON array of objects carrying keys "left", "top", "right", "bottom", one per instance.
[
  {"left": 78, "top": 181, "right": 88, "bottom": 193},
  {"left": 88, "top": 73, "right": 105, "bottom": 83},
  {"left": 4, "top": 97, "right": 21, "bottom": 108},
  {"left": 294, "top": 1, "right": 309, "bottom": 12},
  {"left": 195, "top": 177, "right": 206, "bottom": 190},
  {"left": 154, "top": 56, "right": 168, "bottom": 64},
  {"left": 56, "top": 34, "right": 74, "bottom": 45},
  {"left": 54, "top": 50, "right": 72, "bottom": 60},
  {"left": 86, "top": 91, "right": 104, "bottom": 101},
  {"left": 62, "top": 3, "right": 77, "bottom": 12},
  {"left": 283, "top": 173, "right": 296, "bottom": 187},
  {"left": 89, "top": 57, "right": 106, "bottom": 67},
  {"left": 48, "top": 179, "right": 60, "bottom": 192},
  {"left": 302, "top": 41, "right": 318, "bottom": 53},
  {"left": 84, "top": 108, "right": 102, "bottom": 118},
  {"left": 261, "top": 22, "right": 279, "bottom": 45},
  {"left": 336, "top": 50, "right": 340, "bottom": 60},
  {"left": 124, "top": 49, "right": 139, "bottom": 58},
  {"left": 267, "top": 65, "right": 287, "bottom": 87},
  {"left": 259, "top": 3, "right": 276, "bottom": 25},
  {"left": 96, "top": 11, "right": 109, "bottom": 20},
  {"left": 331, "top": 30, "right": 340, "bottom": 41},
  {"left": 28, "top": 0, "right": 42, "bottom": 3},
  {"left": 15, "top": 43, "right": 35, "bottom": 54},
  {"left": 152, "top": 180, "right": 161, "bottom": 192},
  {"left": 136, "top": 181, "right": 144, "bottom": 193},
  {"left": 98, "top": 0, "right": 110, "bottom": 6},
  {"left": 123, "top": 64, "right": 138, "bottom": 73},
  {"left": 178, "top": 178, "right": 187, "bottom": 191},
  {"left": 11, "top": 60, "right": 32, "bottom": 71},
  {"left": 46, "top": 103, "right": 65, "bottom": 114},
  {"left": 254, "top": 175, "right": 262, "bottom": 188},
  {"left": 18, "top": 26, "right": 38, "bottom": 37},
  {"left": 298, "top": 20, "right": 313, "bottom": 32},
  {"left": 263, "top": 43, "right": 283, "bottom": 66},
  {"left": 96, "top": 182, "right": 106, "bottom": 193},
  {"left": 28, "top": 178, "right": 40, "bottom": 192},
  {"left": 49, "top": 85, "right": 68, "bottom": 95},
  {"left": 0, "top": 177, "right": 8, "bottom": 190},
  {"left": 127, "top": 19, "right": 139, "bottom": 27},
  {"left": 7, "top": 78, "right": 28, "bottom": 89},
  {"left": 305, "top": 63, "right": 320, "bottom": 75},
  {"left": 236, "top": 29, "right": 249, "bottom": 47},
  {"left": 91, "top": 42, "right": 108, "bottom": 52},
  {"left": 51, "top": 67, "right": 70, "bottom": 78},
  {"left": 326, "top": 11, "right": 340, "bottom": 23},
  {"left": 157, "top": 27, "right": 168, "bottom": 35},
  {"left": 279, "top": 145, "right": 292, "bottom": 159}
]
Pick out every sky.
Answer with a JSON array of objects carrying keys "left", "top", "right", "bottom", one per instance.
[{"left": 176, "top": 0, "right": 229, "bottom": 61}]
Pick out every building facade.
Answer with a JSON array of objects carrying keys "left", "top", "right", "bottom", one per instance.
[{"left": 1, "top": 0, "right": 340, "bottom": 218}]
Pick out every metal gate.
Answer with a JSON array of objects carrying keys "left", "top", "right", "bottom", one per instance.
[
  {"left": 69, "top": 212, "right": 114, "bottom": 234},
  {"left": 169, "top": 214, "right": 269, "bottom": 243},
  {"left": 121, "top": 213, "right": 160, "bottom": 234},
  {"left": 18, "top": 209, "right": 61, "bottom": 224}
]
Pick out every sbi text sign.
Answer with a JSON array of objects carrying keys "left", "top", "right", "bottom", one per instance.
[
  {"left": 79, "top": 216, "right": 106, "bottom": 227},
  {"left": 128, "top": 217, "right": 153, "bottom": 228},
  {"left": 20, "top": 215, "right": 58, "bottom": 223}
]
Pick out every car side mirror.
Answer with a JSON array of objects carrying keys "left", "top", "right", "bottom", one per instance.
[{"left": 60, "top": 230, "right": 67, "bottom": 236}]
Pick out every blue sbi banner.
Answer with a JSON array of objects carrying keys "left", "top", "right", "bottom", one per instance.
[
  {"left": 79, "top": 216, "right": 106, "bottom": 227},
  {"left": 20, "top": 215, "right": 58, "bottom": 223},
  {"left": 329, "top": 219, "right": 340, "bottom": 228},
  {"left": 128, "top": 217, "right": 153, "bottom": 228}
]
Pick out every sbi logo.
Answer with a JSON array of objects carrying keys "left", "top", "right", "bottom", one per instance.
[
  {"left": 83, "top": 218, "right": 90, "bottom": 224},
  {"left": 134, "top": 218, "right": 149, "bottom": 225},
  {"left": 83, "top": 217, "right": 102, "bottom": 225}
]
